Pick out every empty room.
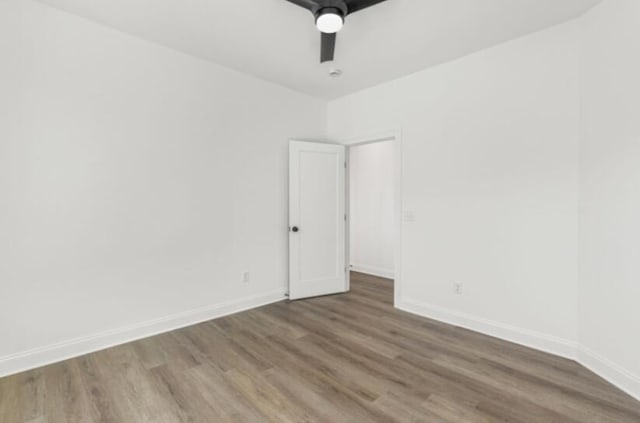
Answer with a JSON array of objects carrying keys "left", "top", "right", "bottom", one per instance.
[{"left": 1, "top": 0, "right": 639, "bottom": 421}]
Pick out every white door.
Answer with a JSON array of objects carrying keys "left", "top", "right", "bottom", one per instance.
[{"left": 289, "top": 140, "right": 346, "bottom": 300}]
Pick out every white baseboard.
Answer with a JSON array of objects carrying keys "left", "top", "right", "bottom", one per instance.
[
  {"left": 397, "top": 298, "right": 640, "bottom": 401},
  {"left": 0, "top": 290, "right": 285, "bottom": 378},
  {"left": 396, "top": 298, "right": 577, "bottom": 360},
  {"left": 577, "top": 346, "right": 640, "bottom": 402},
  {"left": 350, "top": 264, "right": 394, "bottom": 279}
]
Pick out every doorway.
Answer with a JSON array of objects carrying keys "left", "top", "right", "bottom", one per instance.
[
  {"left": 345, "top": 133, "right": 400, "bottom": 304},
  {"left": 288, "top": 133, "right": 402, "bottom": 304}
]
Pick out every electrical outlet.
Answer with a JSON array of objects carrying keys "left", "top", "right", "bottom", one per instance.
[
  {"left": 454, "top": 282, "right": 463, "bottom": 295},
  {"left": 241, "top": 271, "right": 250, "bottom": 284}
]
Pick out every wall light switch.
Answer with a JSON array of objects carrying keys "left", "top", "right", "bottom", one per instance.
[{"left": 403, "top": 211, "right": 415, "bottom": 223}]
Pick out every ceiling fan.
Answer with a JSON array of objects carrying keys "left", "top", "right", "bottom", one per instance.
[{"left": 285, "top": 0, "right": 388, "bottom": 63}]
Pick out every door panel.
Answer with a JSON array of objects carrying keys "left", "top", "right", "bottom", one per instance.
[{"left": 289, "top": 141, "right": 346, "bottom": 300}]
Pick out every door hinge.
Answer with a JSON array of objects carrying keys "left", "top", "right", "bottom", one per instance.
[
  {"left": 344, "top": 214, "right": 347, "bottom": 221},
  {"left": 344, "top": 162, "right": 347, "bottom": 168}
]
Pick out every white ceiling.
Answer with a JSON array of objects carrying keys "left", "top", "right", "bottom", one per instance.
[{"left": 37, "top": 0, "right": 601, "bottom": 99}]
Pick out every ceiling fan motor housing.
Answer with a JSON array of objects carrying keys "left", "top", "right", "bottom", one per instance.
[
  {"left": 313, "top": 1, "right": 349, "bottom": 21},
  {"left": 315, "top": 6, "right": 345, "bottom": 21},
  {"left": 314, "top": 0, "right": 349, "bottom": 17}
]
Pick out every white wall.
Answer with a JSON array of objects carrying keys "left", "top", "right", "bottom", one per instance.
[
  {"left": 578, "top": 0, "right": 640, "bottom": 397},
  {"left": 330, "top": 22, "right": 582, "bottom": 356},
  {"left": 349, "top": 141, "right": 395, "bottom": 278},
  {"left": 0, "top": 0, "right": 325, "bottom": 375}
]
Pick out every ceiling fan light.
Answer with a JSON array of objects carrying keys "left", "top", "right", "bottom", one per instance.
[{"left": 316, "top": 10, "right": 344, "bottom": 34}]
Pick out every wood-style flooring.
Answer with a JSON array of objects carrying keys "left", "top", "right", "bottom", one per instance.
[{"left": 1, "top": 272, "right": 639, "bottom": 422}]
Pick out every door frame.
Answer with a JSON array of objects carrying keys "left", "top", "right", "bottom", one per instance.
[{"left": 341, "top": 130, "right": 403, "bottom": 307}]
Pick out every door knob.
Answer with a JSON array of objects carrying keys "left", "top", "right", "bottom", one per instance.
[{"left": 291, "top": 226, "right": 299, "bottom": 232}]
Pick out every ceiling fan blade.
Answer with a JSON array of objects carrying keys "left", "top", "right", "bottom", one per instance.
[
  {"left": 285, "top": 0, "right": 321, "bottom": 12},
  {"left": 345, "top": 0, "right": 387, "bottom": 14},
  {"left": 320, "top": 32, "right": 336, "bottom": 63}
]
